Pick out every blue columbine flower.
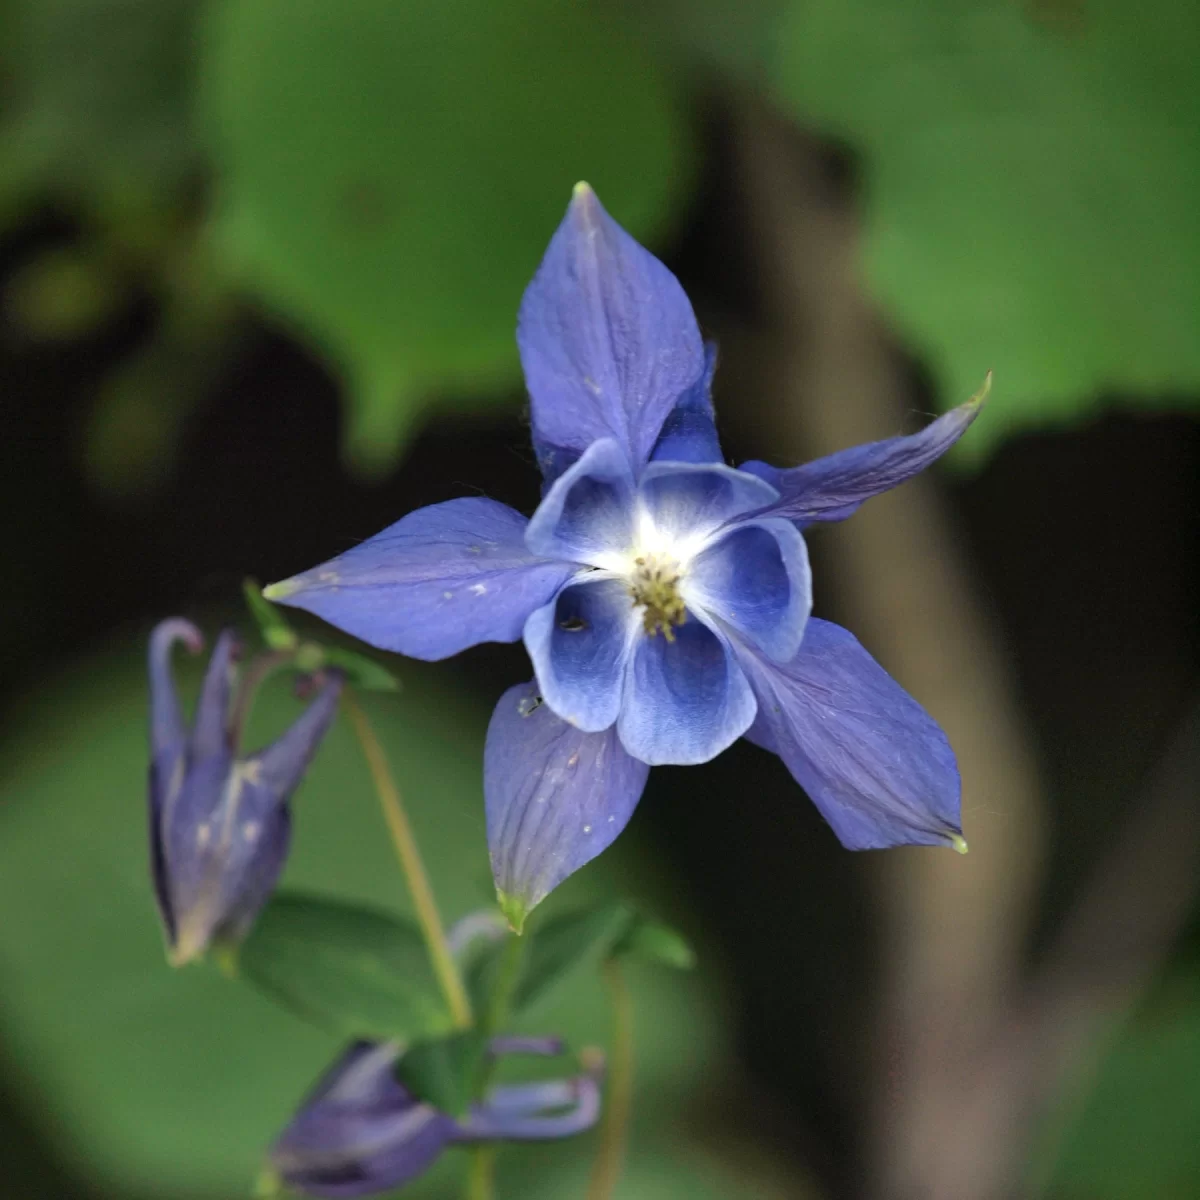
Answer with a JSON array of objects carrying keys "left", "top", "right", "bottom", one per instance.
[
  {"left": 268, "top": 1037, "right": 601, "bottom": 1197},
  {"left": 265, "top": 184, "right": 982, "bottom": 928},
  {"left": 149, "top": 619, "right": 342, "bottom": 964}
]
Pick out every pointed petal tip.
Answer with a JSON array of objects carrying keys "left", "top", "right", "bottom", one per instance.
[
  {"left": 968, "top": 371, "right": 993, "bottom": 409},
  {"left": 567, "top": 180, "right": 605, "bottom": 229},
  {"left": 165, "top": 940, "right": 202, "bottom": 969},
  {"left": 949, "top": 832, "right": 969, "bottom": 855},
  {"left": 497, "top": 890, "right": 531, "bottom": 935},
  {"left": 150, "top": 616, "right": 205, "bottom": 658},
  {"left": 262, "top": 579, "right": 301, "bottom": 602}
]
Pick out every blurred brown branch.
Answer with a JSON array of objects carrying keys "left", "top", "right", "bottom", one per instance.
[
  {"left": 727, "top": 98, "right": 1047, "bottom": 1200},
  {"left": 726, "top": 95, "right": 1200, "bottom": 1200}
]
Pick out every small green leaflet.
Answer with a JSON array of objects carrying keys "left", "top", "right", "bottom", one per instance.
[
  {"left": 467, "top": 902, "right": 695, "bottom": 1022},
  {"left": 242, "top": 578, "right": 400, "bottom": 691},
  {"left": 232, "top": 892, "right": 450, "bottom": 1041},
  {"left": 394, "top": 1030, "right": 490, "bottom": 1118}
]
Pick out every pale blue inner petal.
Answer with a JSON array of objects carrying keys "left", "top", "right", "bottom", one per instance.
[
  {"left": 684, "top": 519, "right": 811, "bottom": 663},
  {"left": 637, "top": 462, "right": 778, "bottom": 550},
  {"left": 616, "top": 615, "right": 756, "bottom": 766},
  {"left": 524, "top": 439, "right": 637, "bottom": 567},
  {"left": 524, "top": 576, "right": 638, "bottom": 733}
]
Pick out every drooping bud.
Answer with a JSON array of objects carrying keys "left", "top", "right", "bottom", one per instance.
[
  {"left": 147, "top": 619, "right": 342, "bottom": 965},
  {"left": 270, "top": 1039, "right": 602, "bottom": 1197}
]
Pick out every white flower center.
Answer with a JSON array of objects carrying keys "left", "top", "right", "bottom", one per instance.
[{"left": 592, "top": 506, "right": 712, "bottom": 641}]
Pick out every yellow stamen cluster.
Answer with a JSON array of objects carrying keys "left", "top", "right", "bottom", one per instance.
[{"left": 629, "top": 553, "right": 686, "bottom": 641}]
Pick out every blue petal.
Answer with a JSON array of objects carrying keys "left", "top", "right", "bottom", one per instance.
[
  {"left": 158, "top": 748, "right": 235, "bottom": 963},
  {"left": 264, "top": 499, "right": 574, "bottom": 661},
  {"left": 271, "top": 1041, "right": 455, "bottom": 1199},
  {"left": 147, "top": 618, "right": 204, "bottom": 944},
  {"left": 148, "top": 618, "right": 202, "bottom": 767},
  {"left": 524, "top": 577, "right": 637, "bottom": 733},
  {"left": 738, "top": 619, "right": 963, "bottom": 850},
  {"left": 519, "top": 183, "right": 706, "bottom": 474},
  {"left": 637, "top": 461, "right": 778, "bottom": 547},
  {"left": 485, "top": 682, "right": 650, "bottom": 929},
  {"left": 190, "top": 629, "right": 239, "bottom": 758},
  {"left": 741, "top": 385, "right": 987, "bottom": 526},
  {"left": 163, "top": 673, "right": 344, "bottom": 963},
  {"left": 211, "top": 674, "right": 344, "bottom": 945},
  {"left": 649, "top": 341, "right": 723, "bottom": 464},
  {"left": 163, "top": 753, "right": 289, "bottom": 963},
  {"left": 486, "top": 1036, "right": 565, "bottom": 1059},
  {"left": 524, "top": 438, "right": 636, "bottom": 565},
  {"left": 248, "top": 671, "right": 345, "bottom": 798},
  {"left": 460, "top": 1072, "right": 602, "bottom": 1141},
  {"left": 617, "top": 616, "right": 756, "bottom": 766},
  {"left": 684, "top": 519, "right": 811, "bottom": 663}
]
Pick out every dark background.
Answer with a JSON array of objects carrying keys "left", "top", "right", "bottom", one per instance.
[{"left": 2, "top": 4, "right": 1199, "bottom": 1199}]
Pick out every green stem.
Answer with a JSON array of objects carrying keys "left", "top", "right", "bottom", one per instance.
[
  {"left": 342, "top": 689, "right": 473, "bottom": 1030},
  {"left": 587, "top": 960, "right": 634, "bottom": 1200},
  {"left": 485, "top": 931, "right": 528, "bottom": 1034},
  {"left": 465, "top": 933, "right": 528, "bottom": 1200},
  {"left": 465, "top": 1146, "right": 496, "bottom": 1200}
]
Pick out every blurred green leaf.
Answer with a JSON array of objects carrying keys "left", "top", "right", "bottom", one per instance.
[
  {"left": 201, "top": 0, "right": 694, "bottom": 474},
  {"left": 81, "top": 289, "right": 239, "bottom": 500},
  {"left": 469, "top": 904, "right": 695, "bottom": 1023},
  {"left": 772, "top": 0, "right": 1200, "bottom": 464},
  {"left": 2, "top": 0, "right": 203, "bottom": 200},
  {"left": 394, "top": 1030, "right": 489, "bottom": 1118},
  {"left": 233, "top": 892, "right": 449, "bottom": 1041},
  {"left": 512, "top": 904, "right": 634, "bottom": 1017},
  {"left": 4, "top": 247, "right": 125, "bottom": 341},
  {"left": 613, "top": 917, "right": 696, "bottom": 970},
  {"left": 1043, "top": 971, "right": 1200, "bottom": 1199}
]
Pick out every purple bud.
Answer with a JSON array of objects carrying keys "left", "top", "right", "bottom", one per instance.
[{"left": 146, "top": 619, "right": 343, "bottom": 965}]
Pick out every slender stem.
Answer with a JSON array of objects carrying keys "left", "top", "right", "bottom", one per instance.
[
  {"left": 465, "top": 1146, "right": 496, "bottom": 1200},
  {"left": 485, "top": 932, "right": 528, "bottom": 1034},
  {"left": 342, "top": 689, "right": 473, "bottom": 1030},
  {"left": 587, "top": 959, "right": 635, "bottom": 1200},
  {"left": 463, "top": 934, "right": 528, "bottom": 1200}
]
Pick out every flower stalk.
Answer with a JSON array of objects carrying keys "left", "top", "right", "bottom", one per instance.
[
  {"left": 342, "top": 688, "right": 473, "bottom": 1030},
  {"left": 587, "top": 959, "right": 634, "bottom": 1200}
]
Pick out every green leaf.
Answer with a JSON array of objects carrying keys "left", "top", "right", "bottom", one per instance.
[
  {"left": 4, "top": 246, "right": 125, "bottom": 341},
  {"left": 394, "top": 1030, "right": 489, "bottom": 1118},
  {"left": 1043, "top": 970, "right": 1200, "bottom": 1199},
  {"left": 771, "top": 0, "right": 1200, "bottom": 464},
  {"left": 469, "top": 903, "right": 695, "bottom": 1022},
  {"left": 512, "top": 904, "right": 634, "bottom": 1016},
  {"left": 200, "top": 0, "right": 694, "bottom": 473},
  {"left": 242, "top": 580, "right": 298, "bottom": 651},
  {"left": 613, "top": 918, "right": 696, "bottom": 970},
  {"left": 234, "top": 892, "right": 449, "bottom": 1041},
  {"left": 3, "top": 0, "right": 203, "bottom": 199}
]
